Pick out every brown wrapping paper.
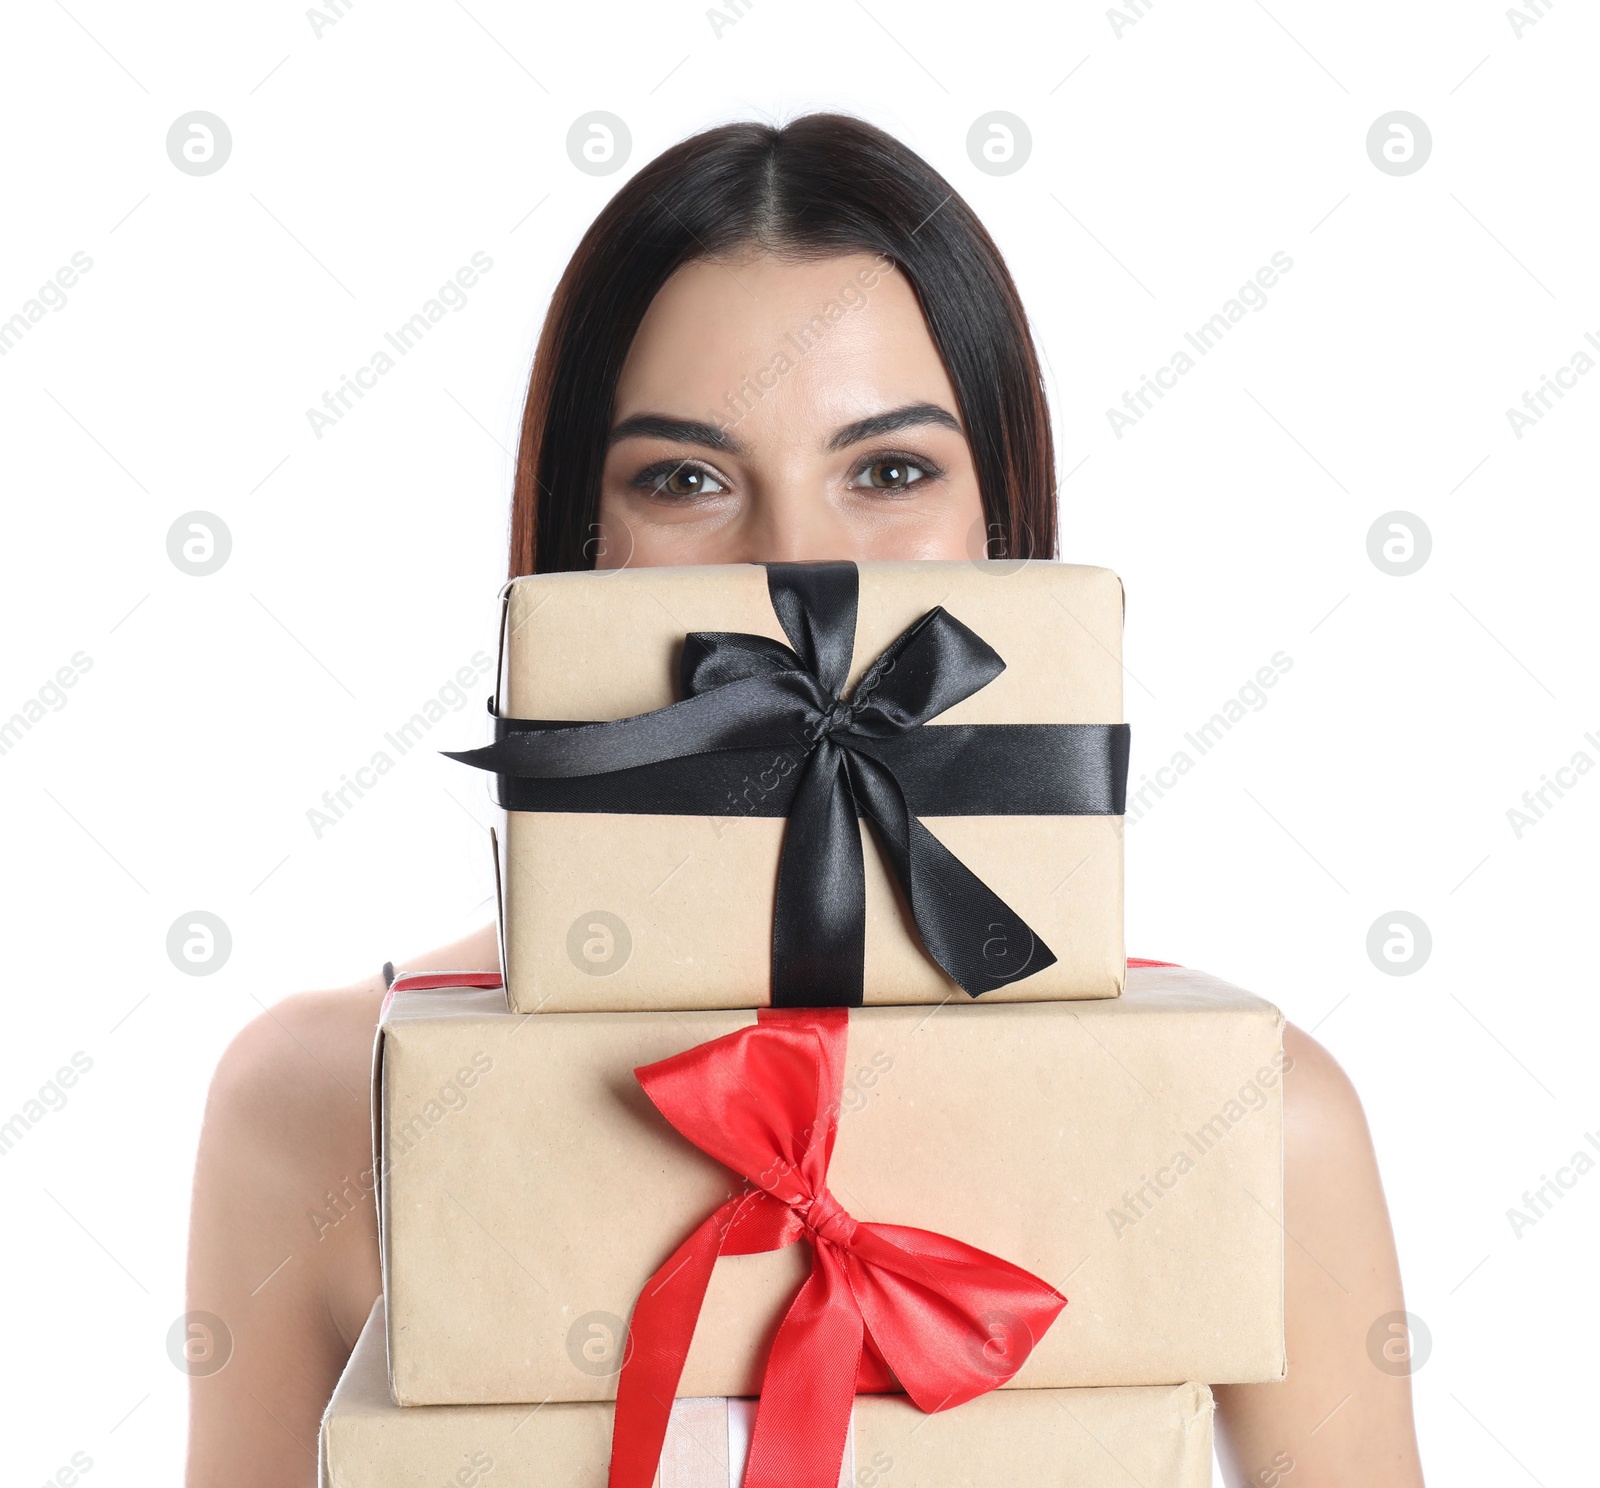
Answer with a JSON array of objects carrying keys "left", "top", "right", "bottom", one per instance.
[
  {"left": 378, "top": 963, "right": 1286, "bottom": 1406},
  {"left": 491, "top": 560, "right": 1126, "bottom": 1012},
  {"left": 321, "top": 1299, "right": 1215, "bottom": 1488}
]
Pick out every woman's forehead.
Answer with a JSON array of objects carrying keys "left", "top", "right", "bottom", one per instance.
[{"left": 611, "top": 250, "right": 960, "bottom": 444}]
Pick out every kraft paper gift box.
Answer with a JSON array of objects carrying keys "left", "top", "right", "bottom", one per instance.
[
  {"left": 321, "top": 1299, "right": 1216, "bottom": 1488},
  {"left": 376, "top": 962, "right": 1287, "bottom": 1406},
  {"left": 446, "top": 559, "right": 1129, "bottom": 1013}
]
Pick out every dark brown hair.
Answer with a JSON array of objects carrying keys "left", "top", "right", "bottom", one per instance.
[{"left": 510, "top": 113, "right": 1057, "bottom": 576}]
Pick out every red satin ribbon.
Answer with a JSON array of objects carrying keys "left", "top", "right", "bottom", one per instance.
[{"left": 607, "top": 1008, "right": 1067, "bottom": 1488}]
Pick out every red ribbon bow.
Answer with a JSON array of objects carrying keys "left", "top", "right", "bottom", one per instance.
[{"left": 607, "top": 1008, "right": 1067, "bottom": 1488}]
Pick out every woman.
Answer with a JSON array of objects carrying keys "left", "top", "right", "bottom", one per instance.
[{"left": 187, "top": 114, "right": 1424, "bottom": 1485}]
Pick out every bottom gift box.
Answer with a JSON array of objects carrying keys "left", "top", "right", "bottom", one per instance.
[{"left": 320, "top": 1300, "right": 1215, "bottom": 1488}]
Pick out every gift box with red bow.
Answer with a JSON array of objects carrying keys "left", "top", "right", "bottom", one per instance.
[
  {"left": 445, "top": 560, "right": 1129, "bottom": 1014},
  {"left": 322, "top": 1299, "right": 1218, "bottom": 1488},
  {"left": 376, "top": 961, "right": 1287, "bottom": 1439}
]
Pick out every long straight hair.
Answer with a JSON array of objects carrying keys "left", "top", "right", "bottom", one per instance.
[{"left": 510, "top": 113, "right": 1057, "bottom": 576}]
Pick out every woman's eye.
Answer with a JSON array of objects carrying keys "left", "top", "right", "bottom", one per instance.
[
  {"left": 647, "top": 463, "right": 726, "bottom": 498},
  {"left": 851, "top": 457, "right": 929, "bottom": 491}
]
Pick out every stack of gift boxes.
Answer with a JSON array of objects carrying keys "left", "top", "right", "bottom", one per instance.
[{"left": 318, "top": 561, "right": 1287, "bottom": 1488}]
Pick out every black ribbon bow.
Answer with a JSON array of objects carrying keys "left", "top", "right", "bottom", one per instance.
[{"left": 445, "top": 562, "right": 1129, "bottom": 1007}]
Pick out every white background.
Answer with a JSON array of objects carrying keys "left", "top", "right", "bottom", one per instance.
[{"left": 2, "top": 0, "right": 1596, "bottom": 1482}]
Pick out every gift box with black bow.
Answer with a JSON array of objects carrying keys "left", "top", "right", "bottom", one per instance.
[{"left": 447, "top": 560, "right": 1129, "bottom": 1013}]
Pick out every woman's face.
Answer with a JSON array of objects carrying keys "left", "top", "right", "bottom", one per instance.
[{"left": 595, "top": 250, "right": 984, "bottom": 567}]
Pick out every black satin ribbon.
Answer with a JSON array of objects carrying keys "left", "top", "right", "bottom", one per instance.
[{"left": 445, "top": 562, "right": 1130, "bottom": 1007}]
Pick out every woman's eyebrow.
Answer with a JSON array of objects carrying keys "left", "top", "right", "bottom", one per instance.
[
  {"left": 607, "top": 413, "right": 746, "bottom": 453},
  {"left": 827, "top": 402, "right": 963, "bottom": 451}
]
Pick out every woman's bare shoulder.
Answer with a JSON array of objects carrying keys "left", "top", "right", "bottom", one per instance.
[
  {"left": 186, "top": 924, "right": 498, "bottom": 1481},
  {"left": 1281, "top": 1020, "right": 1373, "bottom": 1155},
  {"left": 1215, "top": 1019, "right": 1422, "bottom": 1485},
  {"left": 205, "top": 923, "right": 500, "bottom": 1136},
  {"left": 190, "top": 924, "right": 500, "bottom": 1337},
  {"left": 204, "top": 979, "right": 385, "bottom": 1149}
]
